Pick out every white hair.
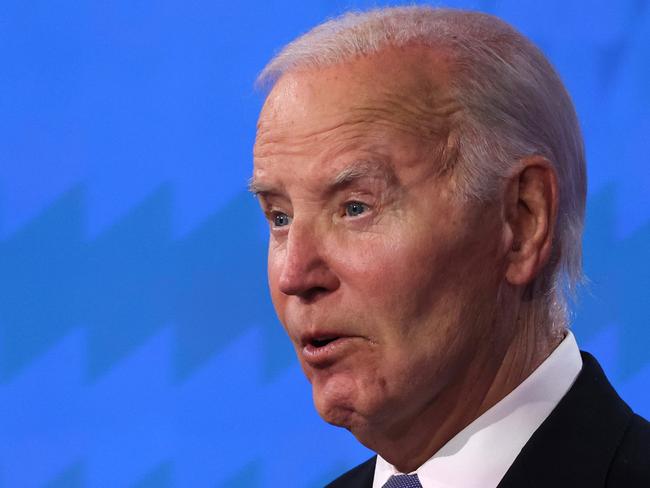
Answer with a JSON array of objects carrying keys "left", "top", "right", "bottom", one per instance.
[{"left": 257, "top": 6, "right": 587, "bottom": 330}]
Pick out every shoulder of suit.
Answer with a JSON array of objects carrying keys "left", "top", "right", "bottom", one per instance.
[
  {"left": 325, "top": 457, "right": 377, "bottom": 488},
  {"left": 607, "top": 413, "right": 650, "bottom": 486}
]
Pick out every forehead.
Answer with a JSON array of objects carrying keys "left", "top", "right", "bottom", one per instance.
[
  {"left": 253, "top": 46, "right": 459, "bottom": 187},
  {"left": 257, "top": 46, "right": 455, "bottom": 136}
]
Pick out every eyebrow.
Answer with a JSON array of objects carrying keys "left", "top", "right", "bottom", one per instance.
[
  {"left": 329, "top": 160, "right": 399, "bottom": 193},
  {"left": 248, "top": 159, "right": 398, "bottom": 196},
  {"left": 247, "top": 177, "right": 266, "bottom": 195}
]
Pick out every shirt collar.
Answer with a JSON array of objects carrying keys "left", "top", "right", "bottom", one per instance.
[{"left": 373, "top": 331, "right": 583, "bottom": 488}]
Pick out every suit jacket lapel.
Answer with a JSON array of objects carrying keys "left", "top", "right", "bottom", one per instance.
[
  {"left": 498, "top": 352, "right": 632, "bottom": 488},
  {"left": 325, "top": 456, "right": 376, "bottom": 487}
]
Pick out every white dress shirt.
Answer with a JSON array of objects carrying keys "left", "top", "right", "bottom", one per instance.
[{"left": 372, "top": 331, "right": 583, "bottom": 488}]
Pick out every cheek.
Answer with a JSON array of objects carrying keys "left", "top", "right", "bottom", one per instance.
[
  {"left": 337, "top": 222, "right": 499, "bottom": 334},
  {"left": 267, "top": 245, "right": 288, "bottom": 319},
  {"left": 337, "top": 232, "right": 442, "bottom": 317}
]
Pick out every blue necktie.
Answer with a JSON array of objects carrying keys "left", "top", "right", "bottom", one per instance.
[{"left": 382, "top": 473, "right": 423, "bottom": 488}]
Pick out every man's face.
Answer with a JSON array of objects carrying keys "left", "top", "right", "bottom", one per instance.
[{"left": 253, "top": 48, "right": 509, "bottom": 438}]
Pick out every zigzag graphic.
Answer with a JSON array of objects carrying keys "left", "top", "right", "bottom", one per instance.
[
  {"left": 1, "top": 3, "right": 648, "bottom": 485},
  {"left": 0, "top": 185, "right": 290, "bottom": 382},
  {"left": 0, "top": 183, "right": 647, "bottom": 487},
  {"left": 574, "top": 186, "right": 650, "bottom": 380},
  {"left": 2, "top": 184, "right": 647, "bottom": 382},
  {"left": 0, "top": 326, "right": 371, "bottom": 487}
]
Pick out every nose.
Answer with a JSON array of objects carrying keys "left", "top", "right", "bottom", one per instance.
[{"left": 276, "top": 221, "right": 340, "bottom": 300}]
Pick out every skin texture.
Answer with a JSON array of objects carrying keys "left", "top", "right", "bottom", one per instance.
[{"left": 252, "top": 46, "right": 561, "bottom": 472}]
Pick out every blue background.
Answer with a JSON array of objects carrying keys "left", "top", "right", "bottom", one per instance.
[{"left": 0, "top": 0, "right": 648, "bottom": 486}]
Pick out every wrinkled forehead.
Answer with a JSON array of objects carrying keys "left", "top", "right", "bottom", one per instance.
[{"left": 254, "top": 45, "right": 459, "bottom": 149}]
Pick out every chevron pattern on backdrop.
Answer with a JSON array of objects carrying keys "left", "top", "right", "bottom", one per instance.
[{"left": 0, "top": 0, "right": 648, "bottom": 486}]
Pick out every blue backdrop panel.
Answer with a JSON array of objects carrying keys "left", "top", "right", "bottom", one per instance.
[{"left": 0, "top": 0, "right": 648, "bottom": 486}]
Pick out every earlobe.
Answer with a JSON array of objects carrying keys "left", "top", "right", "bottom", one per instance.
[{"left": 503, "top": 157, "right": 558, "bottom": 287}]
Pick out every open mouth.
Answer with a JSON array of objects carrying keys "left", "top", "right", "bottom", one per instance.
[
  {"left": 301, "top": 334, "right": 355, "bottom": 365},
  {"left": 310, "top": 336, "right": 339, "bottom": 348}
]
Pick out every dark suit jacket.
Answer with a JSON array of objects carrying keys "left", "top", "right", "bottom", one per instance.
[{"left": 326, "top": 352, "right": 650, "bottom": 487}]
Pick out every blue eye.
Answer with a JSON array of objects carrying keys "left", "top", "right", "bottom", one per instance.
[
  {"left": 345, "top": 201, "right": 368, "bottom": 217},
  {"left": 273, "top": 212, "right": 291, "bottom": 227}
]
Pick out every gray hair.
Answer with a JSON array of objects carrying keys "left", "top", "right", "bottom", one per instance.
[{"left": 257, "top": 6, "right": 587, "bottom": 330}]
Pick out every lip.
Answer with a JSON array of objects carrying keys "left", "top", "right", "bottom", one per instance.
[{"left": 300, "top": 335, "right": 358, "bottom": 367}]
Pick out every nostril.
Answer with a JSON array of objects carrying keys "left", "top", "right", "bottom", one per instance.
[{"left": 299, "top": 286, "right": 330, "bottom": 302}]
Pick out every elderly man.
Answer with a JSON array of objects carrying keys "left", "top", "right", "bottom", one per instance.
[{"left": 250, "top": 6, "right": 649, "bottom": 488}]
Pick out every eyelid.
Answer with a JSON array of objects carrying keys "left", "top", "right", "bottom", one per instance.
[
  {"left": 261, "top": 199, "right": 289, "bottom": 216},
  {"left": 345, "top": 200, "right": 370, "bottom": 209}
]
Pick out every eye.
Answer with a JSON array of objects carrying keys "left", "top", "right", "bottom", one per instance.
[
  {"left": 344, "top": 201, "right": 368, "bottom": 218},
  {"left": 272, "top": 212, "right": 291, "bottom": 227}
]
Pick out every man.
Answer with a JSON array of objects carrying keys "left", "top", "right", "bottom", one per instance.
[{"left": 250, "top": 6, "right": 649, "bottom": 487}]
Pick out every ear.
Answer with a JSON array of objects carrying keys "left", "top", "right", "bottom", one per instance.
[{"left": 503, "top": 157, "right": 559, "bottom": 286}]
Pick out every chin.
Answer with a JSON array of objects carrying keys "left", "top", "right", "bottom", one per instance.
[
  {"left": 312, "top": 371, "right": 385, "bottom": 434},
  {"left": 317, "top": 401, "right": 355, "bottom": 429},
  {"left": 315, "top": 390, "right": 387, "bottom": 455},
  {"left": 312, "top": 372, "right": 363, "bottom": 428}
]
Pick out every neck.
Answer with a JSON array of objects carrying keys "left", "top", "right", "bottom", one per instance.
[{"left": 369, "top": 302, "right": 564, "bottom": 473}]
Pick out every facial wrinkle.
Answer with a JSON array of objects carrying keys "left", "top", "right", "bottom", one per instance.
[
  {"left": 256, "top": 74, "right": 462, "bottom": 143},
  {"left": 346, "top": 91, "right": 463, "bottom": 176},
  {"left": 255, "top": 115, "right": 415, "bottom": 165},
  {"left": 255, "top": 115, "right": 372, "bottom": 160},
  {"left": 352, "top": 90, "right": 462, "bottom": 135}
]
